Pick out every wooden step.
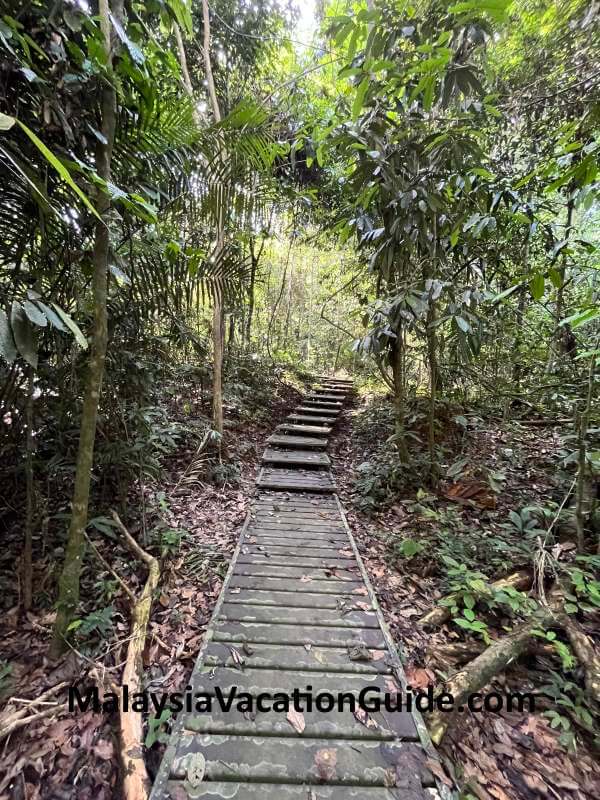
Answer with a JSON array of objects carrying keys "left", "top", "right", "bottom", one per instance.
[
  {"left": 267, "top": 434, "right": 328, "bottom": 449},
  {"left": 295, "top": 405, "right": 340, "bottom": 416},
  {"left": 288, "top": 413, "right": 337, "bottom": 425},
  {"left": 257, "top": 467, "right": 336, "bottom": 493},
  {"left": 261, "top": 448, "right": 330, "bottom": 467},
  {"left": 277, "top": 423, "right": 331, "bottom": 436},
  {"left": 306, "top": 393, "right": 346, "bottom": 402},
  {"left": 302, "top": 399, "right": 343, "bottom": 411}
]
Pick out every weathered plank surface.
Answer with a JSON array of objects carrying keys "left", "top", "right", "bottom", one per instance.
[
  {"left": 150, "top": 378, "right": 438, "bottom": 800},
  {"left": 261, "top": 447, "right": 331, "bottom": 467},
  {"left": 288, "top": 413, "right": 337, "bottom": 425},
  {"left": 295, "top": 405, "right": 340, "bottom": 416},
  {"left": 257, "top": 467, "right": 337, "bottom": 493},
  {"left": 276, "top": 422, "right": 332, "bottom": 435},
  {"left": 267, "top": 433, "right": 328, "bottom": 449}
]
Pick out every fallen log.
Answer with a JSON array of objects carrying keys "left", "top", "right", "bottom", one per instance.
[
  {"left": 562, "top": 616, "right": 600, "bottom": 704},
  {"left": 427, "top": 601, "right": 558, "bottom": 745},
  {"left": 111, "top": 511, "right": 160, "bottom": 800},
  {"left": 419, "top": 570, "right": 531, "bottom": 627}
]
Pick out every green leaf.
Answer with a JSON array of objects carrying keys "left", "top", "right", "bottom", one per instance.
[
  {"left": 11, "top": 302, "right": 38, "bottom": 369},
  {"left": 352, "top": 77, "right": 370, "bottom": 121},
  {"left": 23, "top": 300, "right": 47, "bottom": 327},
  {"left": 110, "top": 14, "right": 145, "bottom": 64},
  {"left": 455, "top": 315, "right": 470, "bottom": 333},
  {"left": 15, "top": 120, "right": 101, "bottom": 220},
  {"left": 35, "top": 301, "right": 68, "bottom": 331},
  {"left": 51, "top": 304, "right": 88, "bottom": 349},
  {"left": 0, "top": 112, "right": 16, "bottom": 130},
  {"left": 560, "top": 308, "right": 599, "bottom": 329},
  {"left": 463, "top": 608, "right": 475, "bottom": 621},
  {"left": 529, "top": 273, "right": 545, "bottom": 301},
  {"left": 0, "top": 309, "right": 17, "bottom": 364}
]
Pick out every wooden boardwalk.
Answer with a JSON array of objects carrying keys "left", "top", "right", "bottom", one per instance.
[{"left": 150, "top": 377, "right": 441, "bottom": 800}]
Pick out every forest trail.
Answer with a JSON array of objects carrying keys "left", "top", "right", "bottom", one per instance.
[{"left": 150, "top": 378, "right": 438, "bottom": 800}]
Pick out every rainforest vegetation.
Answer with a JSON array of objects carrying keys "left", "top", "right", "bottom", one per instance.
[{"left": 0, "top": 0, "right": 599, "bottom": 797}]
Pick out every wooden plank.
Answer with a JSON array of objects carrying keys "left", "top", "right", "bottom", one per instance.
[
  {"left": 257, "top": 467, "right": 336, "bottom": 493},
  {"left": 295, "top": 405, "right": 340, "bottom": 416},
  {"left": 170, "top": 734, "right": 428, "bottom": 787},
  {"left": 267, "top": 434, "right": 328, "bottom": 449},
  {"left": 276, "top": 423, "right": 331, "bottom": 435},
  {"left": 166, "top": 783, "right": 409, "bottom": 800},
  {"left": 261, "top": 447, "right": 330, "bottom": 467},
  {"left": 218, "top": 604, "right": 378, "bottom": 627},
  {"left": 228, "top": 575, "right": 364, "bottom": 594},
  {"left": 179, "top": 688, "right": 416, "bottom": 738},
  {"left": 305, "top": 393, "right": 345, "bottom": 402},
  {"left": 232, "top": 564, "right": 358, "bottom": 581},
  {"left": 288, "top": 413, "right": 337, "bottom": 425},
  {"left": 212, "top": 621, "right": 387, "bottom": 648},
  {"left": 302, "top": 396, "right": 342, "bottom": 403}
]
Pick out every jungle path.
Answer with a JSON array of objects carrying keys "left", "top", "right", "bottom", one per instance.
[{"left": 150, "top": 378, "right": 440, "bottom": 800}]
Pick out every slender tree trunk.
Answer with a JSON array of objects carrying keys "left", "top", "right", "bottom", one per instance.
[
  {"left": 23, "top": 367, "right": 34, "bottom": 610},
  {"left": 202, "top": 0, "right": 225, "bottom": 440},
  {"left": 391, "top": 329, "right": 410, "bottom": 463},
  {"left": 546, "top": 198, "right": 574, "bottom": 374},
  {"left": 245, "top": 240, "right": 258, "bottom": 348},
  {"left": 575, "top": 351, "right": 597, "bottom": 553},
  {"left": 51, "top": 0, "right": 120, "bottom": 654}
]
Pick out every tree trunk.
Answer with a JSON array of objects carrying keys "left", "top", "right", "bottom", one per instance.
[
  {"left": 575, "top": 351, "right": 597, "bottom": 552},
  {"left": 426, "top": 288, "right": 439, "bottom": 484},
  {"left": 546, "top": 198, "right": 574, "bottom": 374},
  {"left": 245, "top": 239, "right": 258, "bottom": 348},
  {"left": 390, "top": 328, "right": 410, "bottom": 463},
  {"left": 23, "top": 367, "right": 34, "bottom": 610},
  {"left": 51, "top": 0, "right": 120, "bottom": 654},
  {"left": 202, "top": 0, "right": 225, "bottom": 440}
]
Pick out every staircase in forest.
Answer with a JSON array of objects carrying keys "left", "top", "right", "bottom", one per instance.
[{"left": 150, "top": 377, "right": 442, "bottom": 800}]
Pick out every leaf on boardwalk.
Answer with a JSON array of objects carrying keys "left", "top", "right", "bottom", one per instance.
[
  {"left": 229, "top": 646, "right": 245, "bottom": 670},
  {"left": 286, "top": 708, "right": 306, "bottom": 734},
  {"left": 338, "top": 548, "right": 353, "bottom": 557},
  {"left": 314, "top": 747, "right": 337, "bottom": 781},
  {"left": 352, "top": 586, "right": 368, "bottom": 595},
  {"left": 185, "top": 752, "right": 206, "bottom": 788},
  {"left": 229, "top": 587, "right": 241, "bottom": 594},
  {"left": 370, "top": 649, "right": 386, "bottom": 661},
  {"left": 353, "top": 707, "right": 379, "bottom": 730},
  {"left": 300, "top": 574, "right": 312, "bottom": 582},
  {"left": 355, "top": 601, "right": 371, "bottom": 611},
  {"left": 348, "top": 643, "right": 372, "bottom": 662}
]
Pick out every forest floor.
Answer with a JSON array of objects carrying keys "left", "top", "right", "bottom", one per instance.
[
  {"left": 0, "top": 374, "right": 302, "bottom": 799},
  {"left": 331, "top": 392, "right": 600, "bottom": 800}
]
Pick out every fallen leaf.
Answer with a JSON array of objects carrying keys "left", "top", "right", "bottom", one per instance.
[
  {"left": 348, "top": 644, "right": 372, "bottom": 662},
  {"left": 300, "top": 575, "right": 312, "bottom": 583},
  {"left": 186, "top": 752, "right": 206, "bottom": 788},
  {"left": 229, "top": 646, "right": 245, "bottom": 670},
  {"left": 425, "top": 758, "right": 453, "bottom": 786},
  {"left": 353, "top": 707, "right": 378, "bottom": 729},
  {"left": 92, "top": 739, "right": 114, "bottom": 760},
  {"left": 314, "top": 747, "right": 337, "bottom": 781},
  {"left": 352, "top": 586, "right": 368, "bottom": 595},
  {"left": 286, "top": 708, "right": 306, "bottom": 734}
]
